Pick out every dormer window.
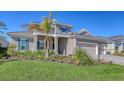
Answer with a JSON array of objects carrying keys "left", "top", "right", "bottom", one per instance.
[{"left": 60, "top": 27, "right": 67, "bottom": 33}]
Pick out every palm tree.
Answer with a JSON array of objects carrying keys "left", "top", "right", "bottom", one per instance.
[
  {"left": 24, "top": 12, "right": 52, "bottom": 59},
  {"left": 42, "top": 17, "right": 51, "bottom": 58}
]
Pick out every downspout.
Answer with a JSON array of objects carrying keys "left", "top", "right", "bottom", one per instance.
[{"left": 73, "top": 36, "right": 76, "bottom": 54}]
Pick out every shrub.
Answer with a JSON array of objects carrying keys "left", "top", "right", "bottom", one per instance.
[
  {"left": 119, "top": 51, "right": 124, "bottom": 56},
  {"left": 72, "top": 49, "right": 95, "bottom": 65},
  {"left": 16, "top": 51, "right": 33, "bottom": 59},
  {"left": 47, "top": 54, "right": 72, "bottom": 64},
  {"left": 0, "top": 51, "right": 5, "bottom": 59},
  {"left": 15, "top": 50, "right": 43, "bottom": 59},
  {"left": 0, "top": 47, "right": 8, "bottom": 59},
  {"left": 49, "top": 50, "right": 55, "bottom": 56},
  {"left": 32, "top": 50, "right": 45, "bottom": 60},
  {"left": 120, "top": 50, "right": 124, "bottom": 53},
  {"left": 113, "top": 50, "right": 124, "bottom": 56},
  {"left": 14, "top": 50, "right": 55, "bottom": 60},
  {"left": 48, "top": 55, "right": 65, "bottom": 61},
  {"left": 7, "top": 44, "right": 17, "bottom": 57}
]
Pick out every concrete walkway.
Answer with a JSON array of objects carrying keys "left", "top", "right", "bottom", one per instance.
[{"left": 92, "top": 55, "right": 124, "bottom": 65}]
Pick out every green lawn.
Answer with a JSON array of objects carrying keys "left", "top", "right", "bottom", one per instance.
[{"left": 0, "top": 61, "right": 124, "bottom": 80}]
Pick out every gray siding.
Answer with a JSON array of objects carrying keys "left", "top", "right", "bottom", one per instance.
[{"left": 66, "top": 38, "right": 75, "bottom": 55}]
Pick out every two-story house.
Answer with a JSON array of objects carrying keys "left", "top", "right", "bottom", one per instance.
[{"left": 7, "top": 19, "right": 107, "bottom": 56}]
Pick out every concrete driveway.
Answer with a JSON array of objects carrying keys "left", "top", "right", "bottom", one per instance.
[{"left": 93, "top": 55, "right": 124, "bottom": 65}]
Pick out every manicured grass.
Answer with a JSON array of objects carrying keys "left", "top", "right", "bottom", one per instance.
[{"left": 0, "top": 61, "right": 124, "bottom": 80}]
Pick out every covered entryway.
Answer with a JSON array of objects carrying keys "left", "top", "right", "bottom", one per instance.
[
  {"left": 58, "top": 37, "right": 68, "bottom": 55},
  {"left": 99, "top": 44, "right": 106, "bottom": 55}
]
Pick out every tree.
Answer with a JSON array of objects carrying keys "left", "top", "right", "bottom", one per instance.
[
  {"left": 42, "top": 17, "right": 51, "bottom": 58},
  {"left": 24, "top": 12, "right": 52, "bottom": 59},
  {"left": 22, "top": 22, "right": 40, "bottom": 32},
  {"left": 0, "top": 21, "right": 7, "bottom": 49},
  {"left": 0, "top": 21, "right": 7, "bottom": 34}
]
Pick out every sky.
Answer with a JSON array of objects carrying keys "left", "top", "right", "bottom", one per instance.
[{"left": 0, "top": 11, "right": 124, "bottom": 40}]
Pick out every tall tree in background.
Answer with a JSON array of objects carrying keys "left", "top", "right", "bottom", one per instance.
[
  {"left": 0, "top": 21, "right": 7, "bottom": 49},
  {"left": 0, "top": 21, "right": 7, "bottom": 34}
]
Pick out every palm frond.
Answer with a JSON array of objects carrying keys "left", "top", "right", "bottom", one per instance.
[
  {"left": 49, "top": 11, "right": 53, "bottom": 24},
  {"left": 42, "top": 18, "right": 50, "bottom": 33},
  {"left": 23, "top": 22, "right": 42, "bottom": 32}
]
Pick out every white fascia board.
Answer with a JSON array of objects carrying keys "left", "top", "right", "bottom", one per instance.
[
  {"left": 33, "top": 32, "right": 70, "bottom": 38},
  {"left": 78, "top": 41, "right": 98, "bottom": 45},
  {"left": 11, "top": 35, "right": 33, "bottom": 39}
]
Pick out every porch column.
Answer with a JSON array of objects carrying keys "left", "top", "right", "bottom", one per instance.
[
  {"left": 54, "top": 26, "right": 57, "bottom": 34},
  {"left": 54, "top": 36, "right": 58, "bottom": 54},
  {"left": 33, "top": 35, "right": 37, "bottom": 50},
  {"left": 96, "top": 43, "right": 101, "bottom": 61},
  {"left": 121, "top": 43, "right": 123, "bottom": 51},
  {"left": 96, "top": 44, "right": 99, "bottom": 55},
  {"left": 73, "top": 37, "right": 76, "bottom": 53},
  {"left": 103, "top": 45, "right": 107, "bottom": 55}
]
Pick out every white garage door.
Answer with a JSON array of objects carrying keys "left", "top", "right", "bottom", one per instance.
[{"left": 78, "top": 42, "right": 97, "bottom": 56}]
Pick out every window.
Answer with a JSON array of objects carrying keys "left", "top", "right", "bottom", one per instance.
[
  {"left": 37, "top": 40, "right": 44, "bottom": 49},
  {"left": 21, "top": 40, "right": 25, "bottom": 50},
  {"left": 114, "top": 43, "right": 121, "bottom": 49},
  {"left": 60, "top": 27, "right": 67, "bottom": 33},
  {"left": 18, "top": 39, "right": 29, "bottom": 51},
  {"left": 51, "top": 28, "right": 55, "bottom": 33}
]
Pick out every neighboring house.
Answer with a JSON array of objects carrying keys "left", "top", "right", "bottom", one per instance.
[
  {"left": 0, "top": 34, "right": 9, "bottom": 48},
  {"left": 7, "top": 19, "right": 107, "bottom": 56},
  {"left": 97, "top": 35, "right": 124, "bottom": 54},
  {"left": 106, "top": 35, "right": 124, "bottom": 54}
]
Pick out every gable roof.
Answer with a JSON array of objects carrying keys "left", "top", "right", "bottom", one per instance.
[
  {"left": 75, "top": 29, "right": 91, "bottom": 36},
  {"left": 74, "top": 29, "right": 107, "bottom": 43},
  {"left": 75, "top": 34, "right": 107, "bottom": 43},
  {"left": 52, "top": 19, "right": 73, "bottom": 28},
  {"left": 28, "top": 19, "right": 73, "bottom": 28},
  {"left": 96, "top": 35, "right": 124, "bottom": 44},
  {"left": 7, "top": 31, "right": 33, "bottom": 37},
  {"left": 106, "top": 35, "right": 124, "bottom": 43}
]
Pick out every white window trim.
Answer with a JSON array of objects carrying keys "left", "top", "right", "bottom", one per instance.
[
  {"left": 38, "top": 40, "right": 44, "bottom": 49},
  {"left": 19, "top": 38, "right": 28, "bottom": 51}
]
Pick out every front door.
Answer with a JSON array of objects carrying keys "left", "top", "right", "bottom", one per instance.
[{"left": 37, "top": 40, "right": 44, "bottom": 49}]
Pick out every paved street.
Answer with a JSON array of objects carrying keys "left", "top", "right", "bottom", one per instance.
[{"left": 92, "top": 55, "right": 124, "bottom": 65}]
